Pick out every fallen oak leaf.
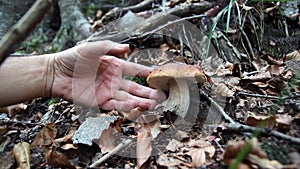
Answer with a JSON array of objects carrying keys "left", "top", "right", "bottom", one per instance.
[
  {"left": 275, "top": 114, "right": 292, "bottom": 132},
  {"left": 166, "top": 139, "right": 182, "bottom": 152},
  {"left": 13, "top": 142, "right": 30, "bottom": 169},
  {"left": 99, "top": 126, "right": 116, "bottom": 154},
  {"left": 54, "top": 133, "right": 74, "bottom": 144},
  {"left": 157, "top": 153, "right": 183, "bottom": 167},
  {"left": 185, "top": 139, "right": 215, "bottom": 167},
  {"left": 31, "top": 123, "right": 57, "bottom": 147},
  {"left": 135, "top": 123, "right": 152, "bottom": 169},
  {"left": 247, "top": 153, "right": 283, "bottom": 169},
  {"left": 44, "top": 147, "right": 75, "bottom": 169},
  {"left": 223, "top": 138, "right": 273, "bottom": 169},
  {"left": 245, "top": 112, "right": 276, "bottom": 129},
  {"left": 186, "top": 148, "right": 207, "bottom": 167}
]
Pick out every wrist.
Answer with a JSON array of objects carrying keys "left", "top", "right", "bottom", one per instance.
[
  {"left": 43, "top": 54, "right": 56, "bottom": 98},
  {"left": 49, "top": 50, "right": 74, "bottom": 101}
]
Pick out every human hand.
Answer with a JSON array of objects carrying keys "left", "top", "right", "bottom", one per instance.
[{"left": 48, "top": 40, "right": 166, "bottom": 111}]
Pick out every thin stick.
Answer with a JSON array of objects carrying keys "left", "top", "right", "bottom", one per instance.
[
  {"left": 0, "top": 0, "right": 52, "bottom": 64},
  {"left": 90, "top": 139, "right": 132, "bottom": 167},
  {"left": 200, "top": 91, "right": 236, "bottom": 124},
  {"left": 224, "top": 123, "right": 300, "bottom": 144},
  {"left": 237, "top": 92, "right": 300, "bottom": 100}
]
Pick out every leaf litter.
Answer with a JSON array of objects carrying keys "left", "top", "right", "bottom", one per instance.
[{"left": 0, "top": 0, "right": 300, "bottom": 168}]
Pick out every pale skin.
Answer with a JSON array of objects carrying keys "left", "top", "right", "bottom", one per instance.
[{"left": 0, "top": 40, "right": 166, "bottom": 111}]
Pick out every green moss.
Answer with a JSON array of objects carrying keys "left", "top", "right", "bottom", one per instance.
[{"left": 123, "top": 76, "right": 147, "bottom": 86}]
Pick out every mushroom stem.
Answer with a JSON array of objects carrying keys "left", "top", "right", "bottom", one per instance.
[{"left": 162, "top": 78, "right": 191, "bottom": 119}]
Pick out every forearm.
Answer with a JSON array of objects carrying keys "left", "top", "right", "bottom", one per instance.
[{"left": 0, "top": 55, "right": 54, "bottom": 107}]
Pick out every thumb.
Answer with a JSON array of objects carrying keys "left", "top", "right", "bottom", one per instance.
[{"left": 75, "top": 40, "right": 129, "bottom": 57}]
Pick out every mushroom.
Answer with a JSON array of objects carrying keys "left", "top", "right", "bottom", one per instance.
[{"left": 147, "top": 62, "right": 207, "bottom": 121}]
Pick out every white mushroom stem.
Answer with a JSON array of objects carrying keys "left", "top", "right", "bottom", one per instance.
[{"left": 161, "top": 78, "right": 191, "bottom": 119}]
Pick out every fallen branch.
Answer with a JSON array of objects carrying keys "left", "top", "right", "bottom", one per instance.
[
  {"left": 89, "top": 139, "right": 132, "bottom": 167},
  {"left": 201, "top": 91, "right": 300, "bottom": 144},
  {"left": 81, "top": 1, "right": 214, "bottom": 43},
  {"left": 119, "top": 14, "right": 206, "bottom": 44},
  {"left": 54, "top": 0, "right": 92, "bottom": 51},
  {"left": 101, "top": 0, "right": 157, "bottom": 24},
  {"left": 0, "top": 0, "right": 52, "bottom": 64},
  {"left": 224, "top": 123, "right": 300, "bottom": 144}
]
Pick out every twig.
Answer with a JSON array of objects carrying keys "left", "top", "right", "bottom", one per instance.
[
  {"left": 200, "top": 91, "right": 236, "bottom": 124},
  {"left": 0, "top": 0, "right": 52, "bottom": 64},
  {"left": 224, "top": 123, "right": 300, "bottom": 144},
  {"left": 237, "top": 92, "right": 281, "bottom": 99},
  {"left": 120, "top": 14, "right": 206, "bottom": 44},
  {"left": 90, "top": 139, "right": 132, "bottom": 167},
  {"left": 237, "top": 92, "right": 300, "bottom": 100}
]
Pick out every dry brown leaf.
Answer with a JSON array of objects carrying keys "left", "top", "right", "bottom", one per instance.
[
  {"left": 252, "top": 81, "right": 269, "bottom": 88},
  {"left": 148, "top": 119, "right": 161, "bottom": 139},
  {"left": 99, "top": 127, "right": 116, "bottom": 154},
  {"left": 13, "top": 142, "right": 30, "bottom": 169},
  {"left": 184, "top": 139, "right": 215, "bottom": 167},
  {"left": 0, "top": 103, "right": 27, "bottom": 117},
  {"left": 188, "top": 140, "right": 215, "bottom": 157},
  {"left": 54, "top": 133, "right": 74, "bottom": 144},
  {"left": 223, "top": 138, "right": 271, "bottom": 168},
  {"left": 243, "top": 71, "right": 272, "bottom": 81},
  {"left": 60, "top": 143, "right": 78, "bottom": 150},
  {"left": 247, "top": 154, "right": 283, "bottom": 168},
  {"left": 241, "top": 4, "right": 253, "bottom": 11},
  {"left": 188, "top": 148, "right": 206, "bottom": 167},
  {"left": 31, "top": 123, "right": 57, "bottom": 147},
  {"left": 123, "top": 107, "right": 145, "bottom": 121},
  {"left": 247, "top": 154, "right": 283, "bottom": 169},
  {"left": 168, "top": 0, "right": 186, "bottom": 8},
  {"left": 189, "top": 146, "right": 215, "bottom": 167},
  {"left": 268, "top": 65, "right": 284, "bottom": 76},
  {"left": 276, "top": 114, "right": 292, "bottom": 132},
  {"left": 223, "top": 138, "right": 266, "bottom": 161},
  {"left": 264, "top": 2, "right": 280, "bottom": 13},
  {"left": 215, "top": 83, "right": 235, "bottom": 97},
  {"left": 245, "top": 112, "right": 276, "bottom": 129},
  {"left": 0, "top": 125, "right": 7, "bottom": 136},
  {"left": 176, "top": 130, "right": 190, "bottom": 141},
  {"left": 44, "top": 147, "right": 75, "bottom": 169},
  {"left": 285, "top": 50, "right": 300, "bottom": 61},
  {"left": 157, "top": 153, "right": 183, "bottom": 167},
  {"left": 166, "top": 139, "right": 182, "bottom": 152},
  {"left": 135, "top": 123, "right": 152, "bottom": 169}
]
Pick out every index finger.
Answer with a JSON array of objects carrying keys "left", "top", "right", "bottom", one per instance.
[{"left": 120, "top": 59, "right": 153, "bottom": 77}]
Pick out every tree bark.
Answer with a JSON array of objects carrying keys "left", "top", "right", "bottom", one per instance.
[{"left": 53, "top": 0, "right": 92, "bottom": 51}]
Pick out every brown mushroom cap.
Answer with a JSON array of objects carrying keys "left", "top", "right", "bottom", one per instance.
[{"left": 146, "top": 62, "right": 207, "bottom": 91}]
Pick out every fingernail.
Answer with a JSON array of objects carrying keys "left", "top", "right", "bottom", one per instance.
[{"left": 116, "top": 44, "right": 129, "bottom": 49}]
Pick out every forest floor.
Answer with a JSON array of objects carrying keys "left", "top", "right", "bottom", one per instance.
[{"left": 0, "top": 0, "right": 300, "bottom": 169}]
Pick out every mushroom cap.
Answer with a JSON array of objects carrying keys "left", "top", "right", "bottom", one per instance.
[{"left": 146, "top": 62, "right": 207, "bottom": 91}]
